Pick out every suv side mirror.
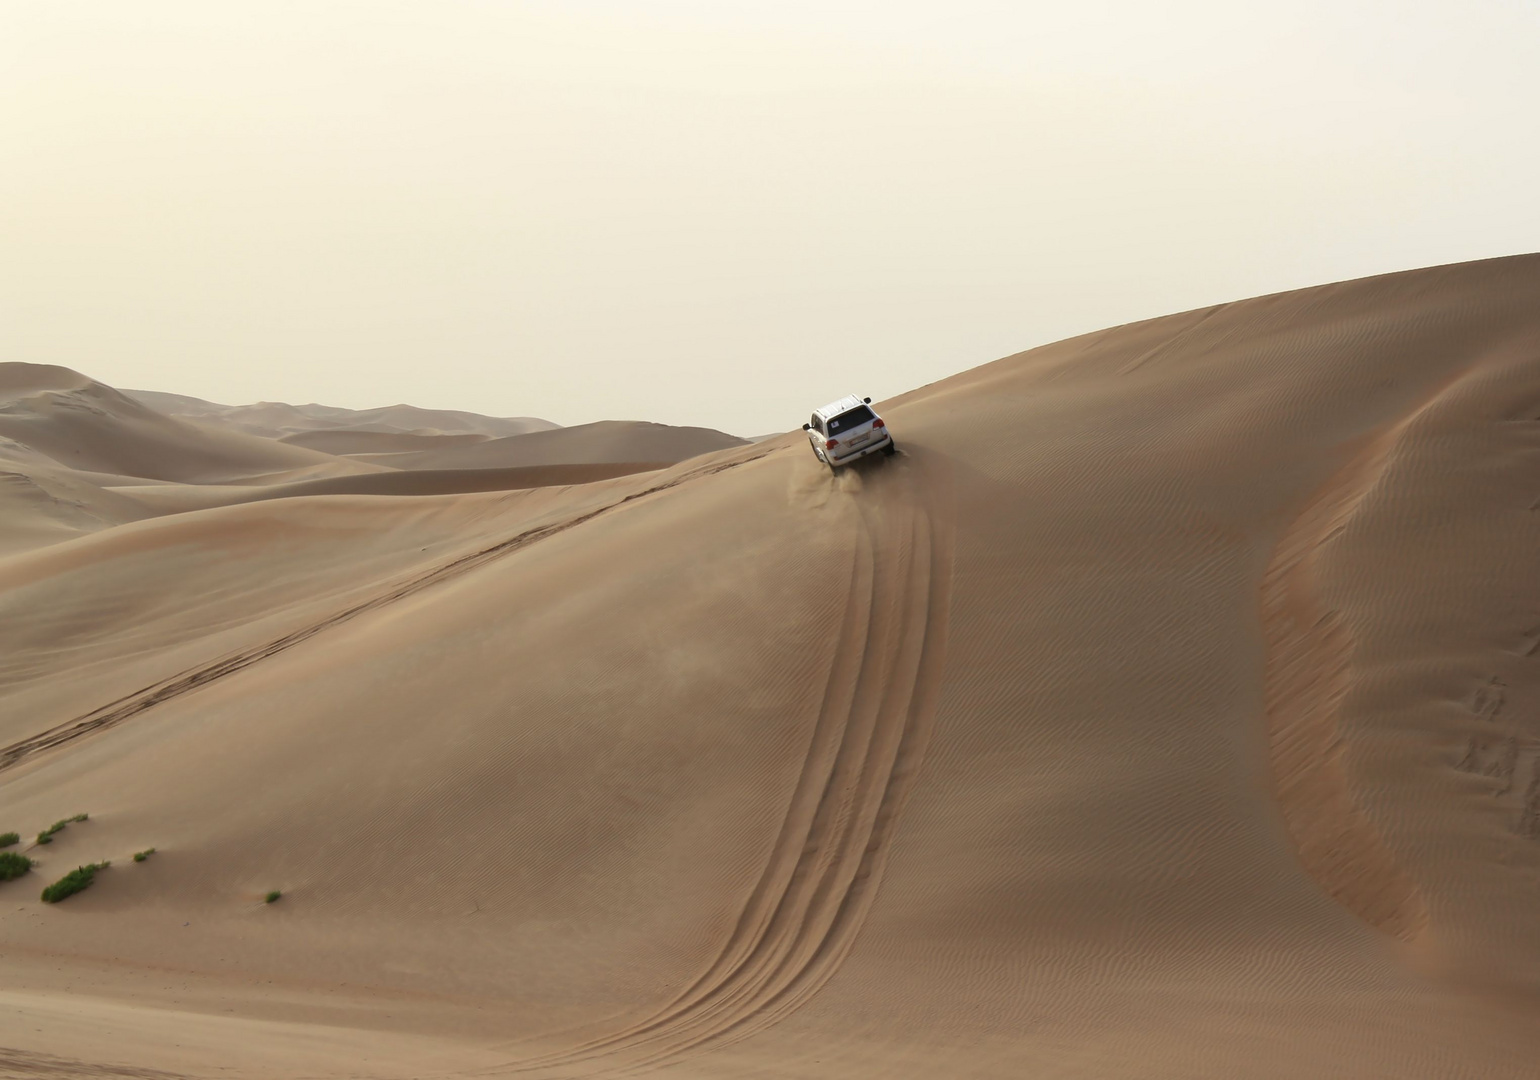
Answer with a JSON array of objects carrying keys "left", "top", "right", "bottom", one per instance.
[
  {"left": 802, "top": 423, "right": 811, "bottom": 431},
  {"left": 863, "top": 397, "right": 871, "bottom": 404}
]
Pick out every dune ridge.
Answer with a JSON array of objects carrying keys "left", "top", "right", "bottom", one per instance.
[{"left": 1262, "top": 404, "right": 1435, "bottom": 942}]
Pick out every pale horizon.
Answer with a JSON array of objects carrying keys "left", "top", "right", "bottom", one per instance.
[{"left": 5, "top": 0, "right": 1537, "bottom": 433}]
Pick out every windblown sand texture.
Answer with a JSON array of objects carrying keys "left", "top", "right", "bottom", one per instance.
[{"left": 3, "top": 255, "right": 1539, "bottom": 1078}]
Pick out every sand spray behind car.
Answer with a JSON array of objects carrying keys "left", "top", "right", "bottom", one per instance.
[{"left": 786, "top": 446, "right": 870, "bottom": 509}]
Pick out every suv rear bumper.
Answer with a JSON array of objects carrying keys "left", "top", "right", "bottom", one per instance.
[{"left": 827, "top": 432, "right": 893, "bottom": 466}]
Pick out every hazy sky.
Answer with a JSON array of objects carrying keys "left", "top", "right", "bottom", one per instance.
[{"left": 5, "top": 1, "right": 1537, "bottom": 433}]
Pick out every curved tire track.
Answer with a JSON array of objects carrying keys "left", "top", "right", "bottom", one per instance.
[{"left": 499, "top": 456, "right": 954, "bottom": 1076}]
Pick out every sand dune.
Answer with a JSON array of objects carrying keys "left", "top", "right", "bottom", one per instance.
[
  {"left": 356, "top": 419, "right": 751, "bottom": 471},
  {"left": 3, "top": 256, "right": 1540, "bottom": 1078},
  {"left": 276, "top": 429, "right": 494, "bottom": 455},
  {"left": 129, "top": 389, "right": 558, "bottom": 440},
  {"left": 0, "top": 461, "right": 155, "bottom": 557},
  {"left": 0, "top": 365, "right": 356, "bottom": 484},
  {"left": 0, "top": 365, "right": 377, "bottom": 554},
  {"left": 106, "top": 462, "right": 680, "bottom": 517},
  {"left": 0, "top": 373, "right": 743, "bottom": 553}
]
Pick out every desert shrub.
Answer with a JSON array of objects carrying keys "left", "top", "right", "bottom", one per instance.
[
  {"left": 40, "top": 861, "right": 109, "bottom": 903},
  {"left": 0, "top": 832, "right": 18, "bottom": 848},
  {"left": 0, "top": 851, "right": 33, "bottom": 881},
  {"left": 35, "top": 815, "right": 89, "bottom": 845},
  {"left": 132, "top": 848, "right": 156, "bottom": 863},
  {"left": 265, "top": 890, "right": 282, "bottom": 904}
]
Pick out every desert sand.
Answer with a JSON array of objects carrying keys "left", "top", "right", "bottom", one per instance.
[{"left": 2, "top": 255, "right": 1539, "bottom": 1078}]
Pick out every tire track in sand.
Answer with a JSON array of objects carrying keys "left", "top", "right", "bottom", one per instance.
[
  {"left": 496, "top": 456, "right": 953, "bottom": 1077},
  {"left": 0, "top": 450, "right": 773, "bottom": 777}
]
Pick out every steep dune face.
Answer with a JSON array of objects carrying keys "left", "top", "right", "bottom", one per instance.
[
  {"left": 1264, "top": 335, "right": 1540, "bottom": 975},
  {"left": 2, "top": 257, "right": 1540, "bottom": 1078}
]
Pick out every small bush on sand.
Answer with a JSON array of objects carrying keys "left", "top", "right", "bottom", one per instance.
[
  {"left": 132, "top": 848, "right": 156, "bottom": 863},
  {"left": 265, "top": 890, "right": 282, "bottom": 904},
  {"left": 40, "top": 862, "right": 109, "bottom": 903},
  {"left": 0, "top": 832, "right": 18, "bottom": 848},
  {"left": 0, "top": 851, "right": 33, "bottom": 881},
  {"left": 35, "top": 814, "right": 89, "bottom": 845}
]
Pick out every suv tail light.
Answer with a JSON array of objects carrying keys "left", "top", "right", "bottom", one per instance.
[
  {"left": 825, "top": 439, "right": 839, "bottom": 449},
  {"left": 872, "top": 418, "right": 884, "bottom": 428}
]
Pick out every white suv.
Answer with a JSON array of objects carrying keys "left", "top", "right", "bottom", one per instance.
[{"left": 803, "top": 395, "right": 896, "bottom": 470}]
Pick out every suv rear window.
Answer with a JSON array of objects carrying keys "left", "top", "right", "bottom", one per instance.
[{"left": 826, "top": 406, "right": 874, "bottom": 434}]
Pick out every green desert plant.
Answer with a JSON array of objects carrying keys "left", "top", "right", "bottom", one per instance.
[
  {"left": 132, "top": 848, "right": 156, "bottom": 863},
  {"left": 264, "top": 890, "right": 282, "bottom": 904},
  {"left": 0, "top": 831, "right": 18, "bottom": 848},
  {"left": 40, "top": 862, "right": 109, "bottom": 903},
  {"left": 0, "top": 851, "right": 33, "bottom": 881},
  {"left": 35, "top": 814, "right": 89, "bottom": 845}
]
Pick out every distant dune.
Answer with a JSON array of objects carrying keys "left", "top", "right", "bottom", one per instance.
[
  {"left": 0, "top": 374, "right": 742, "bottom": 555},
  {"left": 3, "top": 256, "right": 1540, "bottom": 1078},
  {"left": 0, "top": 366, "right": 381, "bottom": 553},
  {"left": 276, "top": 428, "right": 494, "bottom": 455},
  {"left": 125, "top": 461, "right": 681, "bottom": 512},
  {"left": 357, "top": 419, "right": 750, "bottom": 471},
  {"left": 0, "top": 365, "right": 353, "bottom": 484},
  {"left": 127, "top": 388, "right": 559, "bottom": 439}
]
